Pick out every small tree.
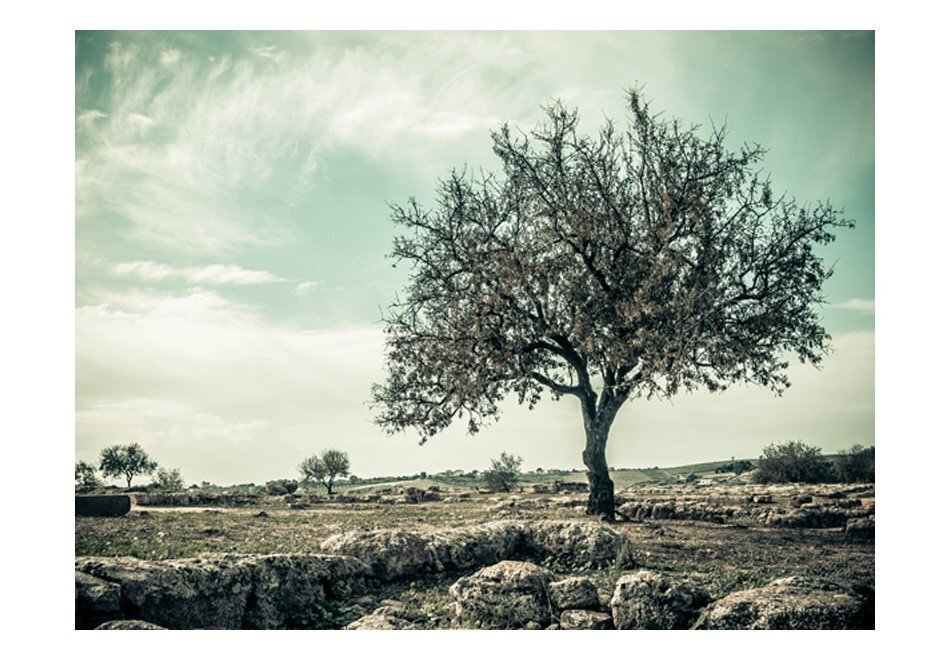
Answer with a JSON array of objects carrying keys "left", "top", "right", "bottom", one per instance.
[
  {"left": 99, "top": 443, "right": 158, "bottom": 488},
  {"left": 835, "top": 444, "right": 874, "bottom": 483},
  {"left": 155, "top": 467, "right": 184, "bottom": 491},
  {"left": 75, "top": 461, "right": 101, "bottom": 492},
  {"left": 299, "top": 449, "right": 351, "bottom": 494},
  {"left": 484, "top": 452, "right": 523, "bottom": 492},
  {"left": 372, "top": 87, "right": 853, "bottom": 518},
  {"left": 753, "top": 440, "right": 834, "bottom": 484}
]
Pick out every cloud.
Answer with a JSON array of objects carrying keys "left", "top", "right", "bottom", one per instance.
[
  {"left": 832, "top": 298, "right": 875, "bottom": 313},
  {"left": 111, "top": 261, "right": 286, "bottom": 285},
  {"left": 293, "top": 280, "right": 321, "bottom": 295}
]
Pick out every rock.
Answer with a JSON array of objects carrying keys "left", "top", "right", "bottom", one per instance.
[
  {"left": 845, "top": 518, "right": 875, "bottom": 540},
  {"left": 610, "top": 570, "right": 710, "bottom": 630},
  {"left": 559, "top": 609, "right": 613, "bottom": 630},
  {"left": 764, "top": 506, "right": 848, "bottom": 529},
  {"left": 790, "top": 495, "right": 813, "bottom": 508},
  {"left": 95, "top": 620, "right": 167, "bottom": 630},
  {"left": 75, "top": 571, "right": 122, "bottom": 628},
  {"left": 379, "top": 599, "right": 406, "bottom": 611},
  {"left": 546, "top": 623, "right": 561, "bottom": 630},
  {"left": 522, "top": 520, "right": 634, "bottom": 568},
  {"left": 449, "top": 560, "right": 555, "bottom": 629},
  {"left": 750, "top": 494, "right": 774, "bottom": 504},
  {"left": 346, "top": 607, "right": 417, "bottom": 630},
  {"left": 524, "top": 620, "right": 543, "bottom": 630},
  {"left": 427, "top": 522, "right": 523, "bottom": 572},
  {"left": 266, "top": 480, "right": 298, "bottom": 495},
  {"left": 75, "top": 495, "right": 131, "bottom": 517},
  {"left": 253, "top": 511, "right": 269, "bottom": 518},
  {"left": 549, "top": 577, "right": 600, "bottom": 611},
  {"left": 320, "top": 529, "right": 432, "bottom": 581},
  {"left": 699, "top": 576, "right": 867, "bottom": 630},
  {"left": 75, "top": 553, "right": 370, "bottom": 629}
]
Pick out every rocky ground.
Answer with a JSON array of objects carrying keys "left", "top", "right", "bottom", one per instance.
[{"left": 75, "top": 482, "right": 874, "bottom": 630}]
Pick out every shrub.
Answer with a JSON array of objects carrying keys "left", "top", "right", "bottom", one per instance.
[
  {"left": 75, "top": 461, "right": 101, "bottom": 492},
  {"left": 715, "top": 459, "right": 754, "bottom": 475},
  {"left": 155, "top": 467, "right": 185, "bottom": 491},
  {"left": 484, "top": 452, "right": 523, "bottom": 492},
  {"left": 835, "top": 444, "right": 875, "bottom": 483},
  {"left": 752, "top": 441, "right": 835, "bottom": 484},
  {"left": 265, "top": 479, "right": 299, "bottom": 495}
]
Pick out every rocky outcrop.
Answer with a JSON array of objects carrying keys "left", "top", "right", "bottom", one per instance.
[
  {"left": 75, "top": 571, "right": 122, "bottom": 628},
  {"left": 698, "top": 576, "right": 868, "bottom": 630},
  {"left": 449, "top": 560, "right": 555, "bottom": 629},
  {"left": 610, "top": 570, "right": 710, "bottom": 630},
  {"left": 549, "top": 577, "right": 600, "bottom": 611},
  {"left": 558, "top": 609, "right": 612, "bottom": 630},
  {"left": 617, "top": 500, "right": 735, "bottom": 524},
  {"left": 345, "top": 607, "right": 417, "bottom": 630},
  {"left": 320, "top": 530, "right": 431, "bottom": 582},
  {"left": 521, "top": 520, "right": 634, "bottom": 568},
  {"left": 427, "top": 522, "right": 523, "bottom": 572},
  {"left": 75, "top": 553, "right": 370, "bottom": 630},
  {"left": 95, "top": 620, "right": 166, "bottom": 630}
]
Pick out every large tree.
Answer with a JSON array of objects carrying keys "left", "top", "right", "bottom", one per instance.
[
  {"left": 372, "top": 88, "right": 852, "bottom": 519},
  {"left": 299, "top": 449, "right": 351, "bottom": 495},
  {"left": 99, "top": 443, "right": 158, "bottom": 489}
]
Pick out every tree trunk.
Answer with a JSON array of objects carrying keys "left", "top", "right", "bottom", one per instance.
[
  {"left": 126, "top": 475, "right": 132, "bottom": 489},
  {"left": 583, "top": 425, "right": 615, "bottom": 519}
]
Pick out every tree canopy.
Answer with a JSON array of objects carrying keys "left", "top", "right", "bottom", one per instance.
[
  {"left": 299, "top": 449, "right": 351, "bottom": 495},
  {"left": 373, "top": 87, "right": 852, "bottom": 516},
  {"left": 99, "top": 443, "right": 158, "bottom": 489}
]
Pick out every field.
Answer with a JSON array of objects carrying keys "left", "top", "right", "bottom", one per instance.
[{"left": 76, "top": 478, "right": 874, "bottom": 630}]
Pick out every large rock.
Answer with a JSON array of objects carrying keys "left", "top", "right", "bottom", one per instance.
[
  {"left": 522, "top": 520, "right": 634, "bottom": 568},
  {"left": 95, "top": 620, "right": 166, "bottom": 630},
  {"left": 610, "top": 570, "right": 710, "bottom": 630},
  {"left": 75, "top": 554, "right": 370, "bottom": 629},
  {"left": 549, "top": 577, "right": 600, "bottom": 611},
  {"left": 320, "top": 529, "right": 432, "bottom": 581},
  {"left": 559, "top": 609, "right": 613, "bottom": 630},
  {"left": 75, "top": 571, "right": 122, "bottom": 628},
  {"left": 449, "top": 560, "right": 555, "bottom": 629},
  {"left": 75, "top": 494, "right": 131, "bottom": 517},
  {"left": 345, "top": 607, "right": 417, "bottom": 630},
  {"left": 427, "top": 522, "right": 523, "bottom": 572},
  {"left": 699, "top": 577, "right": 868, "bottom": 630}
]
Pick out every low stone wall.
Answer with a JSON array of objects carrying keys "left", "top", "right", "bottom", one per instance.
[{"left": 76, "top": 495, "right": 131, "bottom": 517}]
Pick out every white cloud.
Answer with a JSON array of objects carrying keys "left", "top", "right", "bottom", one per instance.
[
  {"left": 832, "top": 298, "right": 875, "bottom": 313},
  {"left": 293, "top": 280, "right": 321, "bottom": 295},
  {"left": 111, "top": 260, "right": 286, "bottom": 285}
]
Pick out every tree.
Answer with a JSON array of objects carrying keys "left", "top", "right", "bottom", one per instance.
[
  {"left": 99, "top": 443, "right": 158, "bottom": 488},
  {"left": 298, "top": 449, "right": 351, "bottom": 494},
  {"left": 835, "top": 444, "right": 874, "bottom": 483},
  {"left": 752, "top": 440, "right": 835, "bottom": 484},
  {"left": 155, "top": 467, "right": 184, "bottom": 491},
  {"left": 484, "top": 452, "right": 523, "bottom": 492},
  {"left": 372, "top": 87, "right": 852, "bottom": 518},
  {"left": 75, "top": 460, "right": 101, "bottom": 492}
]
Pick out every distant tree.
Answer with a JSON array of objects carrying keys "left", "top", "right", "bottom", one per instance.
[
  {"left": 155, "top": 467, "right": 184, "bottom": 491},
  {"left": 715, "top": 459, "right": 754, "bottom": 475},
  {"left": 484, "top": 452, "right": 523, "bottom": 492},
  {"left": 99, "top": 443, "right": 158, "bottom": 488},
  {"left": 299, "top": 449, "right": 351, "bottom": 494},
  {"left": 372, "top": 86, "right": 853, "bottom": 518},
  {"left": 753, "top": 441, "right": 834, "bottom": 484},
  {"left": 348, "top": 474, "right": 360, "bottom": 483},
  {"left": 419, "top": 470, "right": 428, "bottom": 479},
  {"left": 75, "top": 461, "right": 101, "bottom": 492},
  {"left": 835, "top": 444, "right": 874, "bottom": 483}
]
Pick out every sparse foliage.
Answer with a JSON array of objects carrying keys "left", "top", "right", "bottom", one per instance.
[
  {"left": 99, "top": 443, "right": 158, "bottom": 488},
  {"left": 75, "top": 460, "right": 101, "bottom": 492},
  {"left": 484, "top": 452, "right": 523, "bottom": 492},
  {"left": 299, "top": 449, "right": 351, "bottom": 494},
  {"left": 715, "top": 459, "right": 754, "bottom": 475},
  {"left": 753, "top": 440, "right": 834, "bottom": 484},
  {"left": 835, "top": 444, "right": 874, "bottom": 483},
  {"left": 373, "top": 86, "right": 852, "bottom": 517},
  {"left": 155, "top": 467, "right": 184, "bottom": 491}
]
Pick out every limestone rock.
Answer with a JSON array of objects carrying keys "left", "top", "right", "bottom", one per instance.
[
  {"left": 610, "top": 570, "right": 710, "bottom": 630},
  {"left": 559, "top": 609, "right": 613, "bottom": 630},
  {"left": 549, "top": 577, "right": 600, "bottom": 611},
  {"left": 346, "top": 607, "right": 417, "bottom": 630},
  {"left": 522, "top": 520, "right": 634, "bottom": 568},
  {"left": 95, "top": 619, "right": 167, "bottom": 630},
  {"left": 320, "top": 529, "right": 432, "bottom": 581},
  {"left": 449, "top": 560, "right": 555, "bottom": 629}
]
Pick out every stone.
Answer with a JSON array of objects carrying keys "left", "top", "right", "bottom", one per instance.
[
  {"left": 449, "top": 560, "right": 555, "bottom": 629},
  {"left": 346, "top": 607, "right": 417, "bottom": 630},
  {"left": 75, "top": 571, "right": 122, "bottom": 628},
  {"left": 610, "top": 570, "right": 710, "bottom": 630},
  {"left": 524, "top": 621, "right": 543, "bottom": 630},
  {"left": 845, "top": 518, "right": 875, "bottom": 541},
  {"left": 522, "top": 520, "right": 635, "bottom": 568},
  {"left": 320, "top": 529, "right": 432, "bottom": 581},
  {"left": 75, "top": 494, "right": 131, "bottom": 517},
  {"left": 95, "top": 620, "right": 167, "bottom": 630},
  {"left": 549, "top": 577, "right": 600, "bottom": 611},
  {"left": 699, "top": 576, "right": 868, "bottom": 630},
  {"left": 426, "top": 522, "right": 523, "bottom": 572},
  {"left": 559, "top": 609, "right": 613, "bottom": 630}
]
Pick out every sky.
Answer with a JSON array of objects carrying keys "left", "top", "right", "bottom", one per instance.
[{"left": 75, "top": 31, "right": 874, "bottom": 485}]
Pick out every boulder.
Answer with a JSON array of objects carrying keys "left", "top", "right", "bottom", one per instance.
[
  {"left": 75, "top": 494, "right": 131, "bottom": 517},
  {"left": 75, "top": 571, "right": 122, "bottom": 628},
  {"left": 845, "top": 518, "right": 875, "bottom": 541},
  {"left": 699, "top": 576, "right": 867, "bottom": 629},
  {"left": 95, "top": 620, "right": 167, "bottom": 630},
  {"left": 427, "top": 522, "right": 523, "bottom": 572},
  {"left": 449, "top": 560, "right": 555, "bottom": 629},
  {"left": 559, "top": 609, "right": 613, "bottom": 630},
  {"left": 320, "top": 529, "right": 432, "bottom": 581},
  {"left": 346, "top": 607, "right": 417, "bottom": 630},
  {"left": 522, "top": 520, "right": 634, "bottom": 568},
  {"left": 610, "top": 570, "right": 710, "bottom": 630},
  {"left": 549, "top": 577, "right": 600, "bottom": 611},
  {"left": 75, "top": 553, "right": 370, "bottom": 629}
]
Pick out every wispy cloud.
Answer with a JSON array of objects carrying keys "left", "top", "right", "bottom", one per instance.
[
  {"left": 832, "top": 298, "right": 875, "bottom": 313},
  {"left": 111, "top": 261, "right": 286, "bottom": 286},
  {"left": 293, "top": 280, "right": 321, "bottom": 295}
]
